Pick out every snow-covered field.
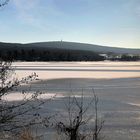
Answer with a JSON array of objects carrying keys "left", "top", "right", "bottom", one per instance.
[{"left": 9, "top": 62, "right": 140, "bottom": 140}]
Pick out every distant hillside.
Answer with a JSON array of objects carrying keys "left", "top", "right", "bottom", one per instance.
[
  {"left": 0, "top": 41, "right": 140, "bottom": 55},
  {"left": 29, "top": 41, "right": 140, "bottom": 55},
  {"left": 0, "top": 41, "right": 140, "bottom": 61},
  {"left": 0, "top": 42, "right": 104, "bottom": 61}
]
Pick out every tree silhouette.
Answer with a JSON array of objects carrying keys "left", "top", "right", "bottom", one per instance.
[
  {"left": 0, "top": 60, "right": 44, "bottom": 138},
  {"left": 55, "top": 92, "right": 104, "bottom": 140},
  {"left": 0, "top": 0, "right": 9, "bottom": 7}
]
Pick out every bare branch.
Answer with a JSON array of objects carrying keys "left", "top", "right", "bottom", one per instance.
[{"left": 0, "top": 0, "right": 10, "bottom": 7}]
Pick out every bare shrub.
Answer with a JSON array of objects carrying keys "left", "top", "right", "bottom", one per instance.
[
  {"left": 92, "top": 93, "right": 104, "bottom": 140},
  {"left": 0, "top": 60, "right": 44, "bottom": 138},
  {"left": 55, "top": 90, "right": 104, "bottom": 140}
]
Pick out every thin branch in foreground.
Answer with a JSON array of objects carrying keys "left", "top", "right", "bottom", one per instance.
[{"left": 0, "top": 0, "right": 10, "bottom": 7}]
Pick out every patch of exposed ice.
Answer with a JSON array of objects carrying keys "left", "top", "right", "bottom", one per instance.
[
  {"left": 1, "top": 93, "right": 64, "bottom": 101},
  {"left": 127, "top": 102, "right": 140, "bottom": 107}
]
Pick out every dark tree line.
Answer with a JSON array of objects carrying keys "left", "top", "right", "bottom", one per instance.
[
  {"left": 119, "top": 54, "right": 140, "bottom": 61},
  {"left": 109, "top": 54, "right": 140, "bottom": 61},
  {"left": 1, "top": 48, "right": 139, "bottom": 62},
  {"left": 0, "top": 48, "right": 105, "bottom": 61}
]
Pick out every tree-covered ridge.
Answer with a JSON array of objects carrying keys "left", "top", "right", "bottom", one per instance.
[
  {"left": 0, "top": 42, "right": 104, "bottom": 61},
  {"left": 0, "top": 41, "right": 140, "bottom": 61}
]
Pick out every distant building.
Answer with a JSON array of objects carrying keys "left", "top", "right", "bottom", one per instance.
[{"left": 99, "top": 54, "right": 108, "bottom": 59}]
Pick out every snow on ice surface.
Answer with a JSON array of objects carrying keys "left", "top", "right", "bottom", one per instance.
[
  {"left": 2, "top": 92, "right": 58, "bottom": 101},
  {"left": 13, "top": 61, "right": 140, "bottom": 80},
  {"left": 7, "top": 62, "right": 140, "bottom": 140}
]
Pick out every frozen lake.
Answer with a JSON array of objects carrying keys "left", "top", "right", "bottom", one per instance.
[
  {"left": 9, "top": 62, "right": 140, "bottom": 140},
  {"left": 13, "top": 61, "right": 140, "bottom": 79}
]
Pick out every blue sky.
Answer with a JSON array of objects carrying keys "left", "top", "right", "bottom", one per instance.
[{"left": 0, "top": 0, "right": 140, "bottom": 48}]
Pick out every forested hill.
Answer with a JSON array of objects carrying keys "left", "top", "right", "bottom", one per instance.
[
  {"left": 29, "top": 41, "right": 140, "bottom": 55},
  {"left": 0, "top": 41, "right": 140, "bottom": 61},
  {"left": 0, "top": 42, "right": 104, "bottom": 61}
]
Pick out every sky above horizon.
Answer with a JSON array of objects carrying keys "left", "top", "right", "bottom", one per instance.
[{"left": 0, "top": 0, "right": 140, "bottom": 48}]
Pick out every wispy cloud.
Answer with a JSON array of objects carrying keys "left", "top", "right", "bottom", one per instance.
[
  {"left": 123, "top": 0, "right": 140, "bottom": 17},
  {"left": 133, "top": 0, "right": 140, "bottom": 17},
  {"left": 12, "top": 0, "right": 63, "bottom": 30},
  {"left": 13, "top": 0, "right": 40, "bottom": 23},
  {"left": 135, "top": 5, "right": 140, "bottom": 17}
]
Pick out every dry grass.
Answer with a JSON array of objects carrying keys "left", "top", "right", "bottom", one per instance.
[{"left": 18, "top": 128, "right": 35, "bottom": 140}]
